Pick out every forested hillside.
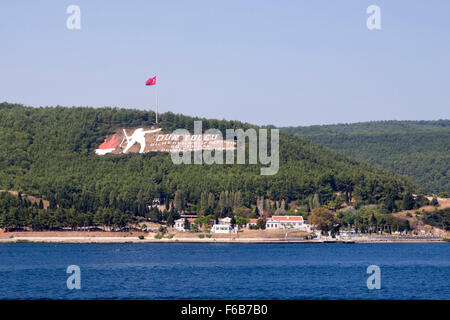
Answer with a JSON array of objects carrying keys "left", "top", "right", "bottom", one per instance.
[
  {"left": 0, "top": 103, "right": 418, "bottom": 230},
  {"left": 282, "top": 121, "right": 450, "bottom": 194}
]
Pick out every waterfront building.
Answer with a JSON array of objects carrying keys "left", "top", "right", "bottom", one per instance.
[
  {"left": 266, "top": 215, "right": 310, "bottom": 231},
  {"left": 211, "top": 223, "right": 236, "bottom": 234},
  {"left": 174, "top": 218, "right": 196, "bottom": 232}
]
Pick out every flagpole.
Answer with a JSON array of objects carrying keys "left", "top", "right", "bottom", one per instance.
[{"left": 155, "top": 74, "right": 159, "bottom": 124}]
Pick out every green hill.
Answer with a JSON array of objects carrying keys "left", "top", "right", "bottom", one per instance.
[
  {"left": 282, "top": 120, "right": 450, "bottom": 194},
  {"left": 0, "top": 103, "right": 418, "bottom": 230}
]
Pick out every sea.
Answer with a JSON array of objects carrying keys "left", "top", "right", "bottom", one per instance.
[{"left": 0, "top": 243, "right": 448, "bottom": 299}]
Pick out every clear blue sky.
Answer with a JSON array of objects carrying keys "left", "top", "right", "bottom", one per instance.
[{"left": 1, "top": 1, "right": 449, "bottom": 126}]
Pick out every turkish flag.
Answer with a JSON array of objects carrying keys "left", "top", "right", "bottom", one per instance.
[{"left": 145, "top": 76, "right": 157, "bottom": 86}]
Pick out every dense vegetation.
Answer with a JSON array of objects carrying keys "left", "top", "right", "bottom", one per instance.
[
  {"left": 0, "top": 103, "right": 418, "bottom": 230},
  {"left": 420, "top": 208, "right": 450, "bottom": 231},
  {"left": 0, "top": 191, "right": 137, "bottom": 231},
  {"left": 282, "top": 121, "right": 450, "bottom": 194},
  {"left": 310, "top": 207, "right": 412, "bottom": 235}
]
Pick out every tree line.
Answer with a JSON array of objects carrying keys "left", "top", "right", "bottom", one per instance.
[
  {"left": 282, "top": 120, "right": 450, "bottom": 194},
  {"left": 0, "top": 103, "right": 420, "bottom": 231}
]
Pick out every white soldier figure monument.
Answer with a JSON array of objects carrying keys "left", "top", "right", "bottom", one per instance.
[{"left": 122, "top": 128, "right": 162, "bottom": 154}]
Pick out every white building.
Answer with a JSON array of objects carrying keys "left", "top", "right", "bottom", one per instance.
[
  {"left": 266, "top": 218, "right": 280, "bottom": 229},
  {"left": 211, "top": 217, "right": 238, "bottom": 234},
  {"left": 174, "top": 218, "right": 196, "bottom": 232},
  {"left": 266, "top": 215, "right": 310, "bottom": 231},
  {"left": 211, "top": 223, "right": 236, "bottom": 234}
]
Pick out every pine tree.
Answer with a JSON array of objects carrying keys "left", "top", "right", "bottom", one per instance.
[
  {"left": 207, "top": 193, "right": 215, "bottom": 210},
  {"left": 219, "top": 191, "right": 226, "bottom": 211},
  {"left": 312, "top": 193, "right": 320, "bottom": 209},
  {"left": 200, "top": 192, "right": 208, "bottom": 213},
  {"left": 183, "top": 218, "right": 190, "bottom": 230},
  {"left": 109, "top": 191, "right": 117, "bottom": 208},
  {"left": 165, "top": 198, "right": 170, "bottom": 210},
  {"left": 230, "top": 216, "right": 236, "bottom": 229},
  {"left": 137, "top": 190, "right": 145, "bottom": 216},
  {"left": 174, "top": 190, "right": 184, "bottom": 212},
  {"left": 166, "top": 212, "right": 174, "bottom": 227},
  {"left": 234, "top": 191, "right": 242, "bottom": 208},
  {"left": 225, "top": 190, "right": 230, "bottom": 208},
  {"left": 402, "top": 192, "right": 414, "bottom": 210},
  {"left": 254, "top": 206, "right": 260, "bottom": 217},
  {"left": 257, "top": 196, "right": 264, "bottom": 213}
]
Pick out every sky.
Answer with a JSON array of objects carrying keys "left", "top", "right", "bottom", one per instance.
[{"left": 0, "top": 1, "right": 449, "bottom": 126}]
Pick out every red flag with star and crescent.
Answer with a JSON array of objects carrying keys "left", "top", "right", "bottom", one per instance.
[{"left": 145, "top": 76, "right": 157, "bottom": 86}]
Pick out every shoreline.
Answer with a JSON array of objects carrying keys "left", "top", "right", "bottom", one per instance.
[{"left": 0, "top": 236, "right": 445, "bottom": 244}]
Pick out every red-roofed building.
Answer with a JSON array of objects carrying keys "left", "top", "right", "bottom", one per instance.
[
  {"left": 246, "top": 218, "right": 259, "bottom": 229},
  {"left": 266, "top": 215, "right": 310, "bottom": 231},
  {"left": 174, "top": 218, "right": 197, "bottom": 231},
  {"left": 273, "top": 216, "right": 304, "bottom": 222}
]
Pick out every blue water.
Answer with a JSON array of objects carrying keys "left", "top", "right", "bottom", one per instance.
[{"left": 0, "top": 243, "right": 448, "bottom": 299}]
